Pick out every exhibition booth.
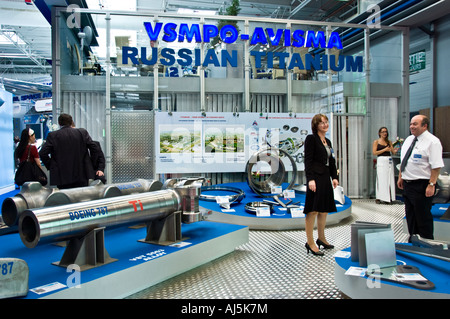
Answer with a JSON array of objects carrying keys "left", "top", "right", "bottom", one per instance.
[{"left": 0, "top": 6, "right": 449, "bottom": 300}]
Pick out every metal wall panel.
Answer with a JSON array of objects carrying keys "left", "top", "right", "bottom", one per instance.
[{"left": 111, "top": 111, "right": 154, "bottom": 183}]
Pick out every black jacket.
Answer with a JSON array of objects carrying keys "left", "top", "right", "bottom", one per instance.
[
  {"left": 40, "top": 126, "right": 99, "bottom": 187},
  {"left": 304, "top": 133, "right": 338, "bottom": 183}
]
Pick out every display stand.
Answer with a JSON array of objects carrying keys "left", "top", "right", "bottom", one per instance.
[
  {"left": 53, "top": 227, "right": 117, "bottom": 271},
  {"left": 0, "top": 220, "right": 248, "bottom": 299},
  {"left": 334, "top": 246, "right": 450, "bottom": 299},
  {"left": 200, "top": 182, "right": 352, "bottom": 230},
  {"left": 402, "top": 203, "right": 450, "bottom": 241},
  {"left": 139, "top": 210, "right": 184, "bottom": 245}
]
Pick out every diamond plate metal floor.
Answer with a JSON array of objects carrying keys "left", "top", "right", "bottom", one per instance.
[{"left": 127, "top": 199, "right": 409, "bottom": 299}]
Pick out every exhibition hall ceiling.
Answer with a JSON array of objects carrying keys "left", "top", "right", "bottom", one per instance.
[{"left": 0, "top": 0, "right": 449, "bottom": 95}]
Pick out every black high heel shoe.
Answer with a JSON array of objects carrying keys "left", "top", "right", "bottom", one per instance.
[
  {"left": 305, "top": 243, "right": 324, "bottom": 256},
  {"left": 316, "top": 239, "right": 334, "bottom": 249}
]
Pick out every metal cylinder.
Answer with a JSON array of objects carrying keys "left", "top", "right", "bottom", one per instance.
[
  {"left": 19, "top": 189, "right": 182, "bottom": 248},
  {"left": 175, "top": 185, "right": 201, "bottom": 223},
  {"left": 43, "top": 181, "right": 122, "bottom": 207},
  {"left": 1, "top": 182, "right": 55, "bottom": 227},
  {"left": 114, "top": 179, "right": 163, "bottom": 195},
  {"left": 2, "top": 179, "right": 163, "bottom": 227}
]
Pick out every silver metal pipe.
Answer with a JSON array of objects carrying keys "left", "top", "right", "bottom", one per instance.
[
  {"left": 114, "top": 179, "right": 163, "bottom": 195},
  {"left": 2, "top": 179, "right": 163, "bottom": 227},
  {"left": 19, "top": 189, "right": 183, "bottom": 249},
  {"left": 43, "top": 181, "right": 122, "bottom": 207},
  {"left": 1, "top": 182, "right": 55, "bottom": 227}
]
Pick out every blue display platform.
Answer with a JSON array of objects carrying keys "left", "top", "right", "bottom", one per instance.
[
  {"left": 0, "top": 220, "right": 248, "bottom": 299},
  {"left": 334, "top": 246, "right": 450, "bottom": 299},
  {"left": 401, "top": 203, "right": 450, "bottom": 241},
  {"left": 200, "top": 182, "right": 352, "bottom": 230}
]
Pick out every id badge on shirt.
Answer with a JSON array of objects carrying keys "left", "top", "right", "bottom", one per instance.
[{"left": 412, "top": 153, "right": 428, "bottom": 163}]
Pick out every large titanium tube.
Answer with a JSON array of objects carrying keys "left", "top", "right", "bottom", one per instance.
[
  {"left": 114, "top": 179, "right": 163, "bottom": 195},
  {"left": 19, "top": 189, "right": 182, "bottom": 249},
  {"left": 2, "top": 179, "right": 163, "bottom": 227},
  {"left": 1, "top": 182, "right": 55, "bottom": 227}
]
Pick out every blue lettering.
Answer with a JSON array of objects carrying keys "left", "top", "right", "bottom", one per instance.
[
  {"left": 251, "top": 51, "right": 265, "bottom": 68},
  {"left": 267, "top": 52, "right": 273, "bottom": 68},
  {"left": 122, "top": 46, "right": 139, "bottom": 65},
  {"left": 161, "top": 48, "right": 175, "bottom": 66},
  {"left": 167, "top": 66, "right": 179, "bottom": 77},
  {"left": 141, "top": 47, "right": 157, "bottom": 65},
  {"left": 194, "top": 48, "right": 201, "bottom": 66},
  {"left": 177, "top": 48, "right": 192, "bottom": 66},
  {"left": 328, "top": 32, "right": 343, "bottom": 49},
  {"left": 288, "top": 52, "right": 305, "bottom": 70},
  {"left": 203, "top": 49, "right": 220, "bottom": 67},
  {"left": 305, "top": 54, "right": 320, "bottom": 70},
  {"left": 162, "top": 23, "right": 177, "bottom": 42},
  {"left": 305, "top": 31, "right": 326, "bottom": 49},
  {"left": 250, "top": 27, "right": 267, "bottom": 45},
  {"left": 330, "top": 55, "right": 345, "bottom": 72},
  {"left": 346, "top": 56, "right": 363, "bottom": 72},
  {"left": 69, "top": 212, "right": 75, "bottom": 220},
  {"left": 143, "top": 22, "right": 162, "bottom": 41},
  {"left": 266, "top": 28, "right": 284, "bottom": 46},
  {"left": 220, "top": 25, "right": 238, "bottom": 44},
  {"left": 222, "top": 50, "right": 237, "bottom": 67},
  {"left": 178, "top": 23, "right": 201, "bottom": 42},
  {"left": 274, "top": 52, "right": 289, "bottom": 69},
  {"left": 203, "top": 25, "right": 218, "bottom": 43}
]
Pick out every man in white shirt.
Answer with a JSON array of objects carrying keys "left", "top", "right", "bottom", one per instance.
[{"left": 397, "top": 115, "right": 444, "bottom": 240}]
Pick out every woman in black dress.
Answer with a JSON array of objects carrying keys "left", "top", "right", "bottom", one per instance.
[{"left": 304, "top": 114, "right": 339, "bottom": 256}]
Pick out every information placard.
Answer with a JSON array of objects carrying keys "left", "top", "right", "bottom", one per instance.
[{"left": 155, "top": 112, "right": 331, "bottom": 173}]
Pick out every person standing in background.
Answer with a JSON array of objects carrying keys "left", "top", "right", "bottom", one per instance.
[
  {"left": 303, "top": 113, "right": 339, "bottom": 256},
  {"left": 397, "top": 115, "right": 444, "bottom": 240},
  {"left": 15, "top": 128, "right": 43, "bottom": 170},
  {"left": 39, "top": 113, "right": 100, "bottom": 189},
  {"left": 90, "top": 141, "right": 106, "bottom": 184},
  {"left": 372, "top": 127, "right": 397, "bottom": 204}
]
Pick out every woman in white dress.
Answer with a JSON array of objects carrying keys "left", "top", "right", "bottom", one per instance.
[{"left": 372, "top": 127, "right": 397, "bottom": 204}]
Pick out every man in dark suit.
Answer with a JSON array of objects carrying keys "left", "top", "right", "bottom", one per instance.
[
  {"left": 39, "top": 113, "right": 100, "bottom": 189},
  {"left": 90, "top": 141, "right": 106, "bottom": 184}
]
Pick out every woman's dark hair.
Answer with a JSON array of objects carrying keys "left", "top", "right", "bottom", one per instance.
[
  {"left": 378, "top": 126, "right": 389, "bottom": 144},
  {"left": 14, "top": 128, "right": 32, "bottom": 160}
]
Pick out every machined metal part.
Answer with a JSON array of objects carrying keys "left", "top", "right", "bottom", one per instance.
[
  {"left": 162, "top": 177, "right": 206, "bottom": 189},
  {"left": 365, "top": 265, "right": 435, "bottom": 290},
  {"left": 245, "top": 148, "right": 297, "bottom": 197},
  {"left": 244, "top": 201, "right": 273, "bottom": 215},
  {"left": 18, "top": 186, "right": 200, "bottom": 249},
  {"left": 199, "top": 185, "right": 245, "bottom": 208},
  {"left": 411, "top": 234, "right": 449, "bottom": 249},
  {"left": 175, "top": 185, "right": 201, "bottom": 224},
  {"left": 395, "top": 243, "right": 450, "bottom": 263}
]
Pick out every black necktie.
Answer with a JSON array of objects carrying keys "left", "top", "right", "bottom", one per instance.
[{"left": 400, "top": 137, "right": 418, "bottom": 172}]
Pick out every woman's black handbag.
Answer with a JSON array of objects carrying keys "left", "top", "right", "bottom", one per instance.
[{"left": 14, "top": 146, "right": 47, "bottom": 186}]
